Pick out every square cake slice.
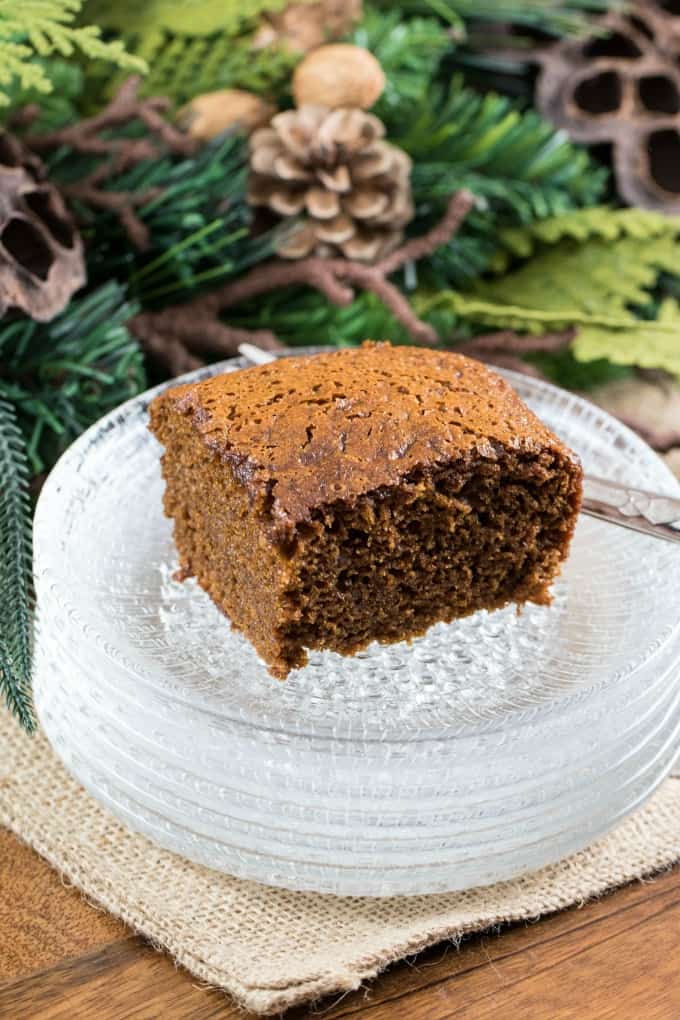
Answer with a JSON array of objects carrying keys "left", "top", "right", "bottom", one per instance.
[{"left": 149, "top": 342, "right": 582, "bottom": 677}]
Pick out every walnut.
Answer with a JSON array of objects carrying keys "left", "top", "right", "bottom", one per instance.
[
  {"left": 292, "top": 44, "right": 385, "bottom": 110},
  {"left": 177, "top": 90, "right": 276, "bottom": 140}
]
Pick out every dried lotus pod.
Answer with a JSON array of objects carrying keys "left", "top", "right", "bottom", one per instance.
[
  {"left": 535, "top": 2, "right": 680, "bottom": 213},
  {"left": 248, "top": 105, "right": 413, "bottom": 262},
  {"left": 0, "top": 132, "right": 85, "bottom": 321}
]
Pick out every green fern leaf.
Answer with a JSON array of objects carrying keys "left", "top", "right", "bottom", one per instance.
[
  {"left": 470, "top": 235, "right": 680, "bottom": 319},
  {"left": 492, "top": 207, "right": 680, "bottom": 271},
  {"left": 81, "top": 0, "right": 313, "bottom": 104},
  {"left": 573, "top": 299, "right": 680, "bottom": 383},
  {"left": 418, "top": 210, "right": 680, "bottom": 381},
  {"left": 0, "top": 397, "right": 35, "bottom": 732}
]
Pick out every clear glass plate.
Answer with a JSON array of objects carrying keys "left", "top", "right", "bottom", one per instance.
[{"left": 33, "top": 352, "right": 680, "bottom": 895}]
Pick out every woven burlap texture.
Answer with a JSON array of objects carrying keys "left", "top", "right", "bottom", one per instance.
[{"left": 1, "top": 710, "right": 678, "bottom": 1016}]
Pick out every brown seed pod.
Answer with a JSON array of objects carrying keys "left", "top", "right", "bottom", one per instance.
[
  {"left": 0, "top": 132, "right": 85, "bottom": 321},
  {"left": 535, "top": 2, "right": 680, "bottom": 213}
]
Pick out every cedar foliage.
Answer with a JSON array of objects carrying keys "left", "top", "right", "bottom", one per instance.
[{"left": 0, "top": 0, "right": 145, "bottom": 106}]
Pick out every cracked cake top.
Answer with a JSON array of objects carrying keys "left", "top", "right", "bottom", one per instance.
[{"left": 151, "top": 342, "right": 578, "bottom": 525}]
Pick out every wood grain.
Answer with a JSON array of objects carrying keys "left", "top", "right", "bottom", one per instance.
[
  {"left": 0, "top": 829, "right": 126, "bottom": 981},
  {"left": 0, "top": 830, "right": 678, "bottom": 1020}
]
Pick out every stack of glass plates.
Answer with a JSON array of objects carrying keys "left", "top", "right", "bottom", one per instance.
[{"left": 33, "top": 354, "right": 680, "bottom": 896}]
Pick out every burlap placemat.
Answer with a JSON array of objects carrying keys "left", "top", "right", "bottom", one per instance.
[{"left": 1, "top": 709, "right": 678, "bottom": 1015}]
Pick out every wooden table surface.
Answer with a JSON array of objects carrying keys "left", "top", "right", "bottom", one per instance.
[{"left": 1, "top": 829, "right": 679, "bottom": 1019}]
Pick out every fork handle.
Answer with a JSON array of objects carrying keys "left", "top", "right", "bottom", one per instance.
[{"left": 582, "top": 475, "right": 680, "bottom": 545}]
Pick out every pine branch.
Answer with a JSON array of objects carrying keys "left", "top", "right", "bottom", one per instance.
[
  {"left": 24, "top": 93, "right": 272, "bottom": 306},
  {"left": 131, "top": 191, "right": 475, "bottom": 373},
  {"left": 24, "top": 77, "right": 197, "bottom": 249},
  {"left": 353, "top": 9, "right": 452, "bottom": 118},
  {"left": 380, "top": 76, "right": 608, "bottom": 287},
  {"left": 403, "top": 0, "right": 619, "bottom": 36},
  {"left": 0, "top": 397, "right": 35, "bottom": 731},
  {"left": 0, "top": 282, "right": 145, "bottom": 473}
]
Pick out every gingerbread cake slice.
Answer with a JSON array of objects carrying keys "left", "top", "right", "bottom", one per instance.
[{"left": 149, "top": 342, "right": 583, "bottom": 678}]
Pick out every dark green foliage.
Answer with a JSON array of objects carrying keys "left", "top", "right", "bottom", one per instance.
[
  {"left": 46, "top": 133, "right": 272, "bottom": 306},
  {"left": 527, "top": 350, "right": 633, "bottom": 389},
  {"left": 353, "top": 10, "right": 452, "bottom": 116},
  {"left": 0, "top": 399, "right": 35, "bottom": 731},
  {"left": 229, "top": 289, "right": 411, "bottom": 348},
  {"left": 385, "top": 0, "right": 619, "bottom": 38},
  {"left": 0, "top": 283, "right": 144, "bottom": 474},
  {"left": 389, "top": 78, "right": 608, "bottom": 287},
  {"left": 86, "top": 38, "right": 300, "bottom": 112}
]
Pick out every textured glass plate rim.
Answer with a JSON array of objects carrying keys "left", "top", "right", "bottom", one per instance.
[
  {"left": 36, "top": 592, "right": 680, "bottom": 760},
  {"left": 33, "top": 349, "right": 680, "bottom": 741},
  {"left": 36, "top": 672, "right": 680, "bottom": 895},
  {"left": 35, "top": 637, "right": 680, "bottom": 831},
  {"left": 35, "top": 604, "right": 680, "bottom": 780}
]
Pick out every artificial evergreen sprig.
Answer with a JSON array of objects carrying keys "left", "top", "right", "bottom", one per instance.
[
  {"left": 0, "top": 282, "right": 144, "bottom": 474},
  {"left": 382, "top": 76, "right": 609, "bottom": 287},
  {"left": 20, "top": 77, "right": 274, "bottom": 310},
  {"left": 400, "top": 0, "right": 619, "bottom": 37},
  {"left": 24, "top": 76, "right": 197, "bottom": 250},
  {"left": 0, "top": 398, "right": 35, "bottom": 731}
]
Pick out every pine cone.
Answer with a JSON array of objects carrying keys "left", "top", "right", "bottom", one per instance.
[{"left": 247, "top": 105, "right": 413, "bottom": 262}]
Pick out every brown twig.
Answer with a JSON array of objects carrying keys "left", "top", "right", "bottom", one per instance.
[
  {"left": 22, "top": 77, "right": 199, "bottom": 251},
  {"left": 130, "top": 190, "right": 476, "bottom": 372},
  {"left": 131, "top": 312, "right": 283, "bottom": 377}
]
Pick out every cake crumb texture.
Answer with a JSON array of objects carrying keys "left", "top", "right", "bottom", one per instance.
[{"left": 149, "top": 343, "right": 583, "bottom": 678}]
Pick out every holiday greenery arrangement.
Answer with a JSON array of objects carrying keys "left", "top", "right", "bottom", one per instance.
[{"left": 2, "top": 0, "right": 680, "bottom": 730}]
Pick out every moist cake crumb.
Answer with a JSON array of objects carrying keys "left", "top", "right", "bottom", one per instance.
[{"left": 149, "top": 341, "right": 583, "bottom": 677}]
